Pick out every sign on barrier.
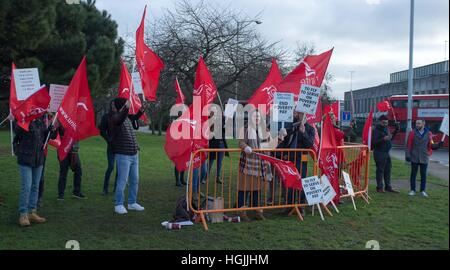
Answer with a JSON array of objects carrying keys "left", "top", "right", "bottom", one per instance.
[
  {"left": 320, "top": 175, "right": 336, "bottom": 205},
  {"left": 302, "top": 176, "right": 323, "bottom": 206},
  {"left": 342, "top": 171, "right": 357, "bottom": 210}
]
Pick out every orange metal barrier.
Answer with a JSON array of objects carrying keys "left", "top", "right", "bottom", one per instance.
[{"left": 187, "top": 145, "right": 370, "bottom": 231}]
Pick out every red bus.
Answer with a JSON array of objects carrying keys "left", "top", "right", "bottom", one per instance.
[{"left": 385, "top": 94, "right": 449, "bottom": 147}]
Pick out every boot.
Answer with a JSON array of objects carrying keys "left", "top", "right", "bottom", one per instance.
[
  {"left": 239, "top": 211, "right": 251, "bottom": 222},
  {"left": 176, "top": 180, "right": 182, "bottom": 187},
  {"left": 19, "top": 214, "right": 30, "bottom": 227},
  {"left": 255, "top": 210, "right": 266, "bottom": 221},
  {"left": 28, "top": 211, "right": 46, "bottom": 224}
]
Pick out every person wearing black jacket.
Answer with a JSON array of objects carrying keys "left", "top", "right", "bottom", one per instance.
[
  {"left": 278, "top": 111, "right": 315, "bottom": 213},
  {"left": 99, "top": 100, "right": 118, "bottom": 195},
  {"left": 13, "top": 116, "right": 57, "bottom": 227},
  {"left": 57, "top": 125, "right": 84, "bottom": 200},
  {"left": 109, "top": 98, "right": 147, "bottom": 215},
  {"left": 372, "top": 115, "right": 400, "bottom": 193},
  {"left": 206, "top": 116, "right": 229, "bottom": 185}
]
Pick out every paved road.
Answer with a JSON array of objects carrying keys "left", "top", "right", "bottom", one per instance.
[{"left": 390, "top": 147, "right": 449, "bottom": 181}]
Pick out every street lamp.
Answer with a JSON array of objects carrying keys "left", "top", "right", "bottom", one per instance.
[
  {"left": 234, "top": 20, "right": 262, "bottom": 100},
  {"left": 406, "top": 0, "right": 415, "bottom": 146}
]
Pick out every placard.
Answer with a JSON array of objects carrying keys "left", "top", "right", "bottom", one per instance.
[
  {"left": 132, "top": 72, "right": 144, "bottom": 95},
  {"left": 296, "top": 84, "right": 320, "bottom": 115},
  {"left": 342, "top": 171, "right": 355, "bottom": 197},
  {"left": 320, "top": 175, "right": 337, "bottom": 205},
  {"left": 49, "top": 84, "right": 69, "bottom": 112},
  {"left": 13, "top": 68, "right": 41, "bottom": 101},
  {"left": 440, "top": 114, "right": 449, "bottom": 136},
  {"left": 272, "top": 92, "right": 295, "bottom": 123},
  {"left": 224, "top": 98, "right": 239, "bottom": 119},
  {"left": 301, "top": 176, "right": 324, "bottom": 206}
]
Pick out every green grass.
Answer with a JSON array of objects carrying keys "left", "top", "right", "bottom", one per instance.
[{"left": 0, "top": 131, "right": 448, "bottom": 250}]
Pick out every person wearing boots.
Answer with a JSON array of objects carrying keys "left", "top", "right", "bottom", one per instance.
[
  {"left": 237, "top": 109, "right": 272, "bottom": 222},
  {"left": 13, "top": 116, "right": 57, "bottom": 227}
]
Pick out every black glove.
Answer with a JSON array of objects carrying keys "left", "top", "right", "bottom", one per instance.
[{"left": 405, "top": 156, "right": 411, "bottom": 163}]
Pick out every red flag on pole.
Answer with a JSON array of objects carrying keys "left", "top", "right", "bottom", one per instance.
[
  {"left": 276, "top": 48, "right": 333, "bottom": 100},
  {"left": 257, "top": 153, "right": 303, "bottom": 191},
  {"left": 9, "top": 63, "right": 21, "bottom": 113},
  {"left": 323, "top": 101, "right": 340, "bottom": 121},
  {"left": 175, "top": 77, "right": 185, "bottom": 105},
  {"left": 11, "top": 85, "right": 50, "bottom": 131},
  {"left": 165, "top": 57, "right": 216, "bottom": 171},
  {"left": 319, "top": 114, "right": 340, "bottom": 204},
  {"left": 377, "top": 100, "right": 392, "bottom": 112},
  {"left": 247, "top": 58, "right": 283, "bottom": 115},
  {"left": 118, "top": 61, "right": 149, "bottom": 124},
  {"left": 56, "top": 56, "right": 99, "bottom": 160},
  {"left": 136, "top": 5, "right": 165, "bottom": 102},
  {"left": 362, "top": 110, "right": 374, "bottom": 147}
]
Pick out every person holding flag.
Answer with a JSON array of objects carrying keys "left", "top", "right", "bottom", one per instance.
[
  {"left": 14, "top": 115, "right": 57, "bottom": 227},
  {"left": 109, "top": 98, "right": 147, "bottom": 215},
  {"left": 406, "top": 119, "right": 443, "bottom": 197},
  {"left": 372, "top": 115, "right": 400, "bottom": 193}
]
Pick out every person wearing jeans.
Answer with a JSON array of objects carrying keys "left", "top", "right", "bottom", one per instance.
[
  {"left": 406, "top": 119, "right": 442, "bottom": 197},
  {"left": 207, "top": 118, "right": 229, "bottom": 184},
  {"left": 100, "top": 100, "right": 118, "bottom": 195},
  {"left": 109, "top": 98, "right": 147, "bottom": 215},
  {"left": 13, "top": 116, "right": 56, "bottom": 227}
]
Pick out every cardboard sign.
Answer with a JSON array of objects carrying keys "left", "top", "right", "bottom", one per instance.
[
  {"left": 440, "top": 114, "right": 449, "bottom": 136},
  {"left": 49, "top": 84, "right": 69, "bottom": 113},
  {"left": 320, "top": 175, "right": 337, "bottom": 205},
  {"left": 273, "top": 92, "right": 295, "bottom": 123},
  {"left": 224, "top": 98, "right": 239, "bottom": 119},
  {"left": 342, "top": 171, "right": 355, "bottom": 197},
  {"left": 13, "top": 68, "right": 41, "bottom": 101},
  {"left": 301, "top": 176, "right": 324, "bottom": 206},
  {"left": 132, "top": 72, "right": 144, "bottom": 95},
  {"left": 296, "top": 84, "right": 320, "bottom": 115}
]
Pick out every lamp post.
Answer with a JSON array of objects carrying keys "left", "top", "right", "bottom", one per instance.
[
  {"left": 234, "top": 20, "right": 262, "bottom": 100},
  {"left": 406, "top": 0, "right": 415, "bottom": 146}
]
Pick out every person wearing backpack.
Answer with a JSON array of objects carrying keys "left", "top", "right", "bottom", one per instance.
[{"left": 406, "top": 119, "right": 443, "bottom": 197}]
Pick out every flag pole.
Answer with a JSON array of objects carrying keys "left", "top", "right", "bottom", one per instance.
[
  {"left": 9, "top": 110, "right": 14, "bottom": 156},
  {"left": 42, "top": 111, "right": 59, "bottom": 150}
]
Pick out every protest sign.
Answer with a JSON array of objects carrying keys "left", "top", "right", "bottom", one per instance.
[
  {"left": 342, "top": 171, "right": 357, "bottom": 210},
  {"left": 132, "top": 72, "right": 144, "bottom": 95},
  {"left": 224, "top": 98, "right": 239, "bottom": 119},
  {"left": 13, "top": 68, "right": 41, "bottom": 101},
  {"left": 273, "top": 92, "right": 295, "bottom": 123},
  {"left": 49, "top": 84, "right": 68, "bottom": 112},
  {"left": 296, "top": 84, "right": 320, "bottom": 115},
  {"left": 302, "top": 176, "right": 323, "bottom": 206}
]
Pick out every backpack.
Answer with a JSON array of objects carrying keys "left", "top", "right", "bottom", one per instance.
[{"left": 172, "top": 196, "right": 195, "bottom": 222}]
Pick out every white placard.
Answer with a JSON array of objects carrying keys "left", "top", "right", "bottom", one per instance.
[
  {"left": 224, "top": 98, "right": 239, "bottom": 119},
  {"left": 320, "top": 175, "right": 337, "bottom": 205},
  {"left": 440, "top": 114, "right": 449, "bottom": 136},
  {"left": 13, "top": 68, "right": 41, "bottom": 101},
  {"left": 273, "top": 92, "right": 295, "bottom": 123},
  {"left": 342, "top": 171, "right": 355, "bottom": 197},
  {"left": 301, "top": 176, "right": 324, "bottom": 206},
  {"left": 132, "top": 72, "right": 144, "bottom": 95},
  {"left": 49, "top": 84, "right": 69, "bottom": 113},
  {"left": 296, "top": 84, "right": 321, "bottom": 115},
  {"left": 417, "top": 109, "right": 449, "bottom": 118}
]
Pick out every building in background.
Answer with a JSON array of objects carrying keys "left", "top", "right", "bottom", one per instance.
[{"left": 344, "top": 60, "right": 449, "bottom": 119}]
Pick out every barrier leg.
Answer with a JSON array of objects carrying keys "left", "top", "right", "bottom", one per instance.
[
  {"left": 360, "top": 193, "right": 370, "bottom": 205},
  {"left": 293, "top": 206, "right": 304, "bottom": 221},
  {"left": 200, "top": 212, "right": 208, "bottom": 231},
  {"left": 321, "top": 203, "right": 333, "bottom": 217}
]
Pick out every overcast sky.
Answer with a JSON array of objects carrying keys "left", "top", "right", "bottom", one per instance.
[{"left": 95, "top": 0, "right": 449, "bottom": 100}]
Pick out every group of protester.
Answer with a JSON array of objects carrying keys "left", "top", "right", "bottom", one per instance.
[
  {"left": 10, "top": 98, "right": 444, "bottom": 226},
  {"left": 13, "top": 97, "right": 148, "bottom": 227}
]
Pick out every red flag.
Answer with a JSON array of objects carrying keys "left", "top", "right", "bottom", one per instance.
[
  {"left": 136, "top": 6, "right": 165, "bottom": 102},
  {"left": 193, "top": 57, "right": 217, "bottom": 106},
  {"left": 165, "top": 57, "right": 216, "bottom": 171},
  {"left": 9, "top": 63, "right": 21, "bottom": 112},
  {"left": 57, "top": 56, "right": 99, "bottom": 160},
  {"left": 319, "top": 114, "right": 340, "bottom": 204},
  {"left": 175, "top": 77, "right": 185, "bottom": 105},
  {"left": 323, "top": 101, "right": 340, "bottom": 121},
  {"left": 277, "top": 48, "right": 333, "bottom": 100},
  {"left": 11, "top": 85, "right": 50, "bottom": 131},
  {"left": 118, "top": 61, "right": 149, "bottom": 124},
  {"left": 362, "top": 110, "right": 374, "bottom": 147},
  {"left": 377, "top": 100, "right": 392, "bottom": 112},
  {"left": 257, "top": 154, "right": 302, "bottom": 191},
  {"left": 247, "top": 58, "right": 283, "bottom": 115},
  {"left": 49, "top": 133, "right": 62, "bottom": 149}
]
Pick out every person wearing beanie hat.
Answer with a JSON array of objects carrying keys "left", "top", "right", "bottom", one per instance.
[
  {"left": 372, "top": 114, "right": 400, "bottom": 193},
  {"left": 109, "top": 97, "right": 148, "bottom": 215}
]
